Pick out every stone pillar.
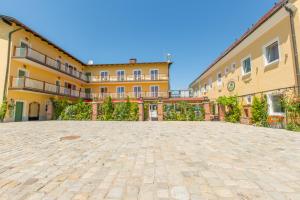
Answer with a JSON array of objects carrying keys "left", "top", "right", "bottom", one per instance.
[
  {"left": 203, "top": 102, "right": 211, "bottom": 121},
  {"left": 138, "top": 102, "right": 144, "bottom": 121},
  {"left": 92, "top": 102, "right": 98, "bottom": 121},
  {"left": 218, "top": 104, "right": 225, "bottom": 121},
  {"left": 157, "top": 102, "right": 163, "bottom": 121},
  {"left": 46, "top": 101, "right": 53, "bottom": 120}
]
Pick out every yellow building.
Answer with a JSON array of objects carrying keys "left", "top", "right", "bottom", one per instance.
[
  {"left": 189, "top": 0, "right": 300, "bottom": 118},
  {"left": 0, "top": 16, "right": 171, "bottom": 122}
]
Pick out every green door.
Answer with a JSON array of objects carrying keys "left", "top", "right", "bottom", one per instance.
[{"left": 15, "top": 102, "right": 24, "bottom": 122}]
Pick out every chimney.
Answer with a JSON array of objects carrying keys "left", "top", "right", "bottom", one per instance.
[{"left": 129, "top": 58, "right": 137, "bottom": 64}]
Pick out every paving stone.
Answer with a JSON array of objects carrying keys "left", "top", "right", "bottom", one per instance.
[{"left": 0, "top": 121, "right": 299, "bottom": 199}]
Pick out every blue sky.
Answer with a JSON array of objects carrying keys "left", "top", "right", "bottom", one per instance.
[{"left": 1, "top": 0, "right": 277, "bottom": 89}]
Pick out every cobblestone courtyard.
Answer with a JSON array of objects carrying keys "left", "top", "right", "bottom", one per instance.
[{"left": 0, "top": 121, "right": 300, "bottom": 200}]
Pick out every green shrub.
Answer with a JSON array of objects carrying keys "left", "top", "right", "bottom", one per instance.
[
  {"left": 282, "top": 97, "right": 300, "bottom": 131},
  {"left": 143, "top": 102, "right": 149, "bottom": 121},
  {"left": 59, "top": 101, "right": 91, "bottom": 120},
  {"left": 217, "top": 96, "right": 241, "bottom": 123},
  {"left": 129, "top": 103, "right": 139, "bottom": 121},
  {"left": 51, "top": 98, "right": 71, "bottom": 120},
  {"left": 0, "top": 98, "right": 8, "bottom": 122},
  {"left": 98, "top": 97, "right": 139, "bottom": 121},
  {"left": 98, "top": 96, "right": 114, "bottom": 120},
  {"left": 286, "top": 123, "right": 300, "bottom": 132},
  {"left": 251, "top": 96, "right": 269, "bottom": 127}
]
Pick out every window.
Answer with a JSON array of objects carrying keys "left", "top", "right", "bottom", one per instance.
[
  {"left": 267, "top": 94, "right": 284, "bottom": 115},
  {"left": 133, "top": 70, "right": 142, "bottom": 80},
  {"left": 245, "top": 95, "right": 252, "bottom": 105},
  {"left": 133, "top": 86, "right": 142, "bottom": 98},
  {"left": 264, "top": 40, "right": 279, "bottom": 65},
  {"left": 242, "top": 57, "right": 251, "bottom": 75},
  {"left": 150, "top": 86, "right": 159, "bottom": 97},
  {"left": 117, "top": 70, "right": 125, "bottom": 81},
  {"left": 100, "top": 71, "right": 109, "bottom": 81},
  {"left": 231, "top": 63, "right": 236, "bottom": 71},
  {"left": 204, "top": 83, "right": 208, "bottom": 92},
  {"left": 217, "top": 72, "right": 222, "bottom": 86},
  {"left": 208, "top": 78, "right": 213, "bottom": 89},
  {"left": 116, "top": 86, "right": 125, "bottom": 98},
  {"left": 225, "top": 67, "right": 229, "bottom": 75},
  {"left": 150, "top": 69, "right": 159, "bottom": 80}
]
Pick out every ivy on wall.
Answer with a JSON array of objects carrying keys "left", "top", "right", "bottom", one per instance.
[
  {"left": 0, "top": 98, "right": 8, "bottom": 122},
  {"left": 217, "top": 96, "right": 241, "bottom": 123},
  {"left": 282, "top": 97, "right": 300, "bottom": 132},
  {"left": 163, "top": 101, "right": 204, "bottom": 121},
  {"left": 97, "top": 97, "right": 139, "bottom": 121},
  {"left": 59, "top": 101, "right": 92, "bottom": 120},
  {"left": 51, "top": 98, "right": 71, "bottom": 120},
  {"left": 251, "top": 96, "right": 269, "bottom": 127}
]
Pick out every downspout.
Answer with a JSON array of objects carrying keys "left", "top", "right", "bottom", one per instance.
[
  {"left": 284, "top": 2, "right": 300, "bottom": 96},
  {"left": 2, "top": 27, "right": 22, "bottom": 100}
]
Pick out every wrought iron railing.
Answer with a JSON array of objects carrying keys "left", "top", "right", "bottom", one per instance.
[{"left": 10, "top": 76, "right": 91, "bottom": 99}]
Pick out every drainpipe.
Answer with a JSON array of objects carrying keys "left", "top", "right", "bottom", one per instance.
[
  {"left": 2, "top": 27, "right": 22, "bottom": 100},
  {"left": 284, "top": 2, "right": 300, "bottom": 96}
]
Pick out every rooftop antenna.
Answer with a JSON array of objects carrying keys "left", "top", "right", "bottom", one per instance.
[{"left": 166, "top": 53, "right": 172, "bottom": 63}]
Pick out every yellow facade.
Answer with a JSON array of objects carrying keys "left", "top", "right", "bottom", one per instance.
[
  {"left": 189, "top": 0, "right": 300, "bottom": 117},
  {"left": 0, "top": 16, "right": 171, "bottom": 122}
]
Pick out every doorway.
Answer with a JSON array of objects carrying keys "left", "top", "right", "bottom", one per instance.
[
  {"left": 28, "top": 102, "right": 40, "bottom": 121},
  {"left": 15, "top": 101, "right": 24, "bottom": 122},
  {"left": 149, "top": 104, "right": 158, "bottom": 121}
]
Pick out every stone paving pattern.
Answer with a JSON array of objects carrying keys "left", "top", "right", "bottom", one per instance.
[{"left": 0, "top": 121, "right": 300, "bottom": 200}]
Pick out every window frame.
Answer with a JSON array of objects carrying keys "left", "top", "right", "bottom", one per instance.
[
  {"left": 231, "top": 63, "right": 236, "bottom": 72},
  {"left": 266, "top": 93, "right": 285, "bottom": 116},
  {"left": 133, "top": 69, "right": 142, "bottom": 80},
  {"left": 225, "top": 66, "right": 230, "bottom": 75},
  {"left": 100, "top": 71, "right": 109, "bottom": 81},
  {"left": 217, "top": 72, "right": 222, "bottom": 86},
  {"left": 116, "top": 70, "right": 125, "bottom": 81},
  {"left": 241, "top": 55, "right": 252, "bottom": 76},
  {"left": 263, "top": 37, "right": 280, "bottom": 67},
  {"left": 150, "top": 69, "right": 159, "bottom": 80},
  {"left": 150, "top": 85, "right": 159, "bottom": 97}
]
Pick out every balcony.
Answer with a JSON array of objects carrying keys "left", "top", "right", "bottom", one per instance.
[
  {"left": 13, "top": 47, "right": 88, "bottom": 82},
  {"left": 92, "top": 92, "right": 169, "bottom": 101},
  {"left": 89, "top": 74, "right": 169, "bottom": 83},
  {"left": 9, "top": 77, "right": 91, "bottom": 99}
]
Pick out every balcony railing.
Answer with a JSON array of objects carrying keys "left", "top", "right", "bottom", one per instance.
[
  {"left": 89, "top": 74, "right": 169, "bottom": 82},
  {"left": 92, "top": 92, "right": 169, "bottom": 100},
  {"left": 13, "top": 47, "right": 88, "bottom": 82},
  {"left": 9, "top": 77, "right": 91, "bottom": 99},
  {"left": 169, "top": 90, "right": 193, "bottom": 98}
]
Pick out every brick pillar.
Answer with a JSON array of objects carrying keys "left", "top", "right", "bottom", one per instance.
[
  {"left": 46, "top": 101, "right": 53, "bottom": 120},
  {"left": 157, "top": 102, "right": 163, "bottom": 121},
  {"left": 203, "top": 102, "right": 211, "bottom": 121},
  {"left": 218, "top": 104, "right": 225, "bottom": 121},
  {"left": 138, "top": 102, "right": 144, "bottom": 121},
  {"left": 92, "top": 102, "right": 98, "bottom": 121}
]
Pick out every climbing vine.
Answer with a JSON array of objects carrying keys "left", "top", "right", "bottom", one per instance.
[
  {"left": 282, "top": 97, "right": 300, "bottom": 132},
  {"left": 98, "top": 97, "right": 139, "bottom": 121},
  {"left": 0, "top": 98, "right": 8, "bottom": 122},
  {"left": 251, "top": 96, "right": 269, "bottom": 127},
  {"left": 217, "top": 96, "right": 241, "bottom": 123},
  {"left": 163, "top": 101, "right": 204, "bottom": 121}
]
